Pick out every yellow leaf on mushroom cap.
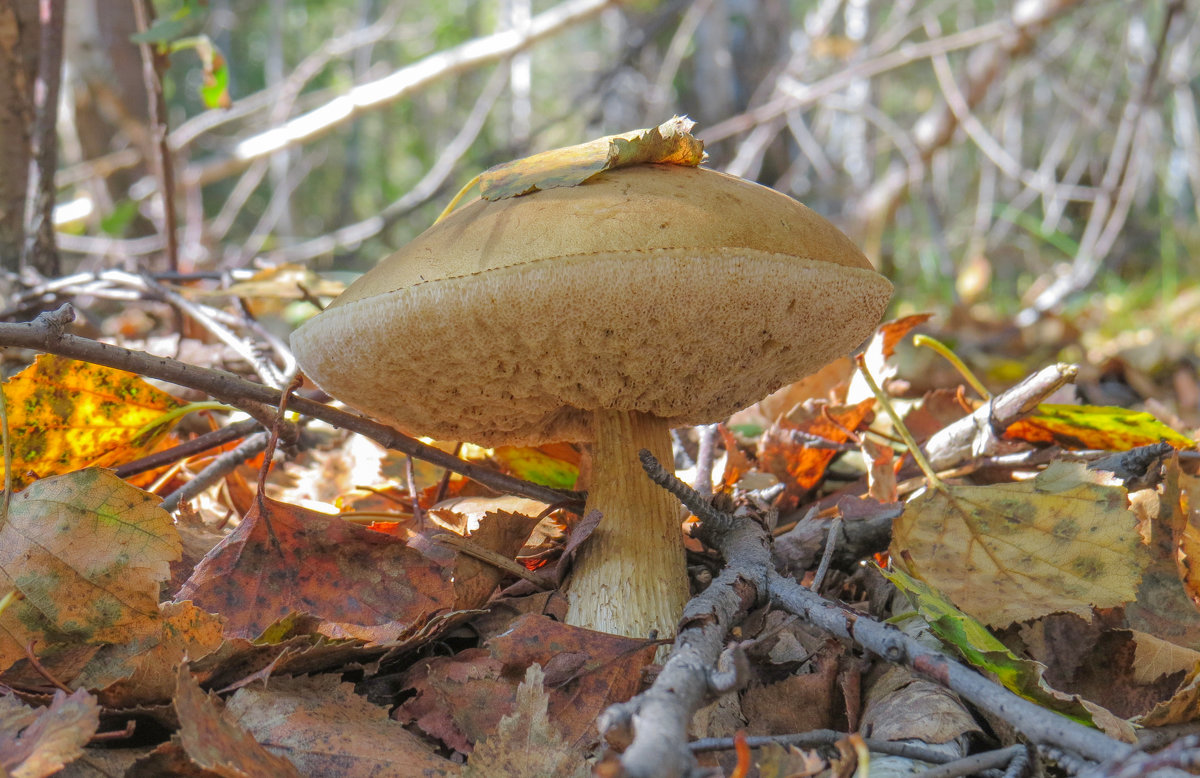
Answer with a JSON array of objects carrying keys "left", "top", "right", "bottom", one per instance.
[{"left": 479, "top": 115, "right": 706, "bottom": 200}]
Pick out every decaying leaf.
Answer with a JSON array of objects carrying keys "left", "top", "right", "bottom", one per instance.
[
  {"left": 1, "top": 354, "right": 183, "bottom": 489},
  {"left": 462, "top": 664, "right": 588, "bottom": 778},
  {"left": 174, "top": 664, "right": 302, "bottom": 777},
  {"left": 176, "top": 494, "right": 455, "bottom": 641},
  {"left": 891, "top": 461, "right": 1144, "bottom": 626},
  {"left": 0, "top": 469, "right": 181, "bottom": 674},
  {"left": 479, "top": 115, "right": 705, "bottom": 200},
  {"left": 883, "top": 568, "right": 1134, "bottom": 739},
  {"left": 226, "top": 674, "right": 458, "bottom": 777},
  {"left": 1005, "top": 404, "right": 1194, "bottom": 450},
  {"left": 0, "top": 689, "right": 99, "bottom": 778}
]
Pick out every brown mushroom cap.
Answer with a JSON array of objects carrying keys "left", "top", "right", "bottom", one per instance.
[{"left": 291, "top": 164, "right": 892, "bottom": 445}]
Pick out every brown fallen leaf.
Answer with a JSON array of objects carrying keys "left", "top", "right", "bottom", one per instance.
[
  {"left": 174, "top": 664, "right": 301, "bottom": 777},
  {"left": 397, "top": 612, "right": 656, "bottom": 754},
  {"left": 461, "top": 664, "right": 588, "bottom": 778},
  {"left": 225, "top": 674, "right": 458, "bottom": 777},
  {"left": 0, "top": 469, "right": 181, "bottom": 674},
  {"left": 176, "top": 494, "right": 456, "bottom": 641},
  {"left": 892, "top": 461, "right": 1143, "bottom": 627},
  {"left": 0, "top": 688, "right": 99, "bottom": 778}
]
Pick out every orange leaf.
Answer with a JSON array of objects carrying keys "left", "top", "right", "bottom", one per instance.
[
  {"left": 2, "top": 354, "right": 183, "bottom": 488},
  {"left": 759, "top": 399, "right": 874, "bottom": 499}
]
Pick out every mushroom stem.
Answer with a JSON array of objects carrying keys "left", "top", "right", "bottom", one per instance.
[{"left": 565, "top": 408, "right": 689, "bottom": 640}]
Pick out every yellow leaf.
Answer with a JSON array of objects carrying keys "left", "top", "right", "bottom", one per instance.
[
  {"left": 891, "top": 461, "right": 1144, "bottom": 626},
  {"left": 0, "top": 469, "right": 181, "bottom": 674},
  {"left": 1005, "top": 404, "right": 1194, "bottom": 451},
  {"left": 2, "top": 354, "right": 183, "bottom": 489},
  {"left": 479, "top": 115, "right": 705, "bottom": 200}
]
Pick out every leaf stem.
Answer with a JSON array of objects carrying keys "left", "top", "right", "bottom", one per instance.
[
  {"left": 912, "top": 334, "right": 990, "bottom": 399},
  {"left": 433, "top": 173, "right": 481, "bottom": 225},
  {"left": 854, "top": 355, "right": 945, "bottom": 491}
]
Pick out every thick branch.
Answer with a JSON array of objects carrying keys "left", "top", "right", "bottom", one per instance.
[{"left": 0, "top": 305, "right": 579, "bottom": 508}]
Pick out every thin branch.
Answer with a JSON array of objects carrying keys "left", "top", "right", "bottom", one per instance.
[
  {"left": 131, "top": 0, "right": 180, "bottom": 272},
  {"left": 0, "top": 304, "right": 580, "bottom": 508},
  {"left": 181, "top": 0, "right": 619, "bottom": 190}
]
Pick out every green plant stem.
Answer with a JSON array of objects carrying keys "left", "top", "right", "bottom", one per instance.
[
  {"left": 132, "top": 401, "right": 233, "bottom": 441},
  {"left": 912, "top": 334, "right": 990, "bottom": 399},
  {"left": 433, "top": 173, "right": 481, "bottom": 224},
  {"left": 854, "top": 354, "right": 945, "bottom": 491}
]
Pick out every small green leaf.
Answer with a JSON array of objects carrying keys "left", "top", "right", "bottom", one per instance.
[{"left": 1006, "top": 404, "right": 1194, "bottom": 450}]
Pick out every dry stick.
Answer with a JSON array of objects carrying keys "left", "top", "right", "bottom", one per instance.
[
  {"left": 915, "top": 744, "right": 1028, "bottom": 778},
  {"left": 160, "top": 432, "right": 270, "bottom": 513},
  {"left": 692, "top": 423, "right": 719, "bottom": 498},
  {"left": 766, "top": 571, "right": 1130, "bottom": 765},
  {"left": 131, "top": 0, "right": 180, "bottom": 273},
  {"left": 597, "top": 450, "right": 771, "bottom": 778},
  {"left": 808, "top": 515, "right": 841, "bottom": 592},
  {"left": 112, "top": 417, "right": 262, "bottom": 478},
  {"left": 0, "top": 305, "right": 578, "bottom": 508},
  {"left": 689, "top": 730, "right": 957, "bottom": 764},
  {"left": 922, "top": 362, "right": 1077, "bottom": 472}
]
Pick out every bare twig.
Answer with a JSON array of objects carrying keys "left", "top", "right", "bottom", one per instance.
[
  {"left": 809, "top": 515, "right": 841, "bottom": 592},
  {"left": 0, "top": 305, "right": 579, "bottom": 508},
  {"left": 160, "top": 432, "right": 270, "bottom": 513},
  {"left": 112, "top": 418, "right": 263, "bottom": 479},
  {"left": 131, "top": 0, "right": 180, "bottom": 272},
  {"left": 689, "top": 730, "right": 960, "bottom": 764}
]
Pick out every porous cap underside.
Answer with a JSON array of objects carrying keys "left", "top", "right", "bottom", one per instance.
[{"left": 292, "top": 165, "right": 893, "bottom": 445}]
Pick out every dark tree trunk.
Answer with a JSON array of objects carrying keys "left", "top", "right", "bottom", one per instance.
[{"left": 0, "top": 0, "right": 38, "bottom": 274}]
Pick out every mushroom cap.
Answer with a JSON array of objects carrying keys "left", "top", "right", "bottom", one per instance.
[{"left": 291, "top": 164, "right": 892, "bottom": 445}]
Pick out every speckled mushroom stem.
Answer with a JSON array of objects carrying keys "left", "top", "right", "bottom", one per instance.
[{"left": 565, "top": 408, "right": 689, "bottom": 641}]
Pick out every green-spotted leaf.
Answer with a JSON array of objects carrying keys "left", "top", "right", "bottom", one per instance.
[
  {"left": 480, "top": 115, "right": 705, "bottom": 200},
  {"left": 0, "top": 469, "right": 181, "bottom": 674},
  {"left": 882, "top": 567, "right": 1134, "bottom": 739},
  {"left": 2, "top": 354, "right": 183, "bottom": 489},
  {"left": 1005, "top": 404, "right": 1194, "bottom": 451},
  {"left": 891, "top": 461, "right": 1144, "bottom": 627}
]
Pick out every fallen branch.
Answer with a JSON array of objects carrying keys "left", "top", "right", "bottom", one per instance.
[
  {"left": 766, "top": 571, "right": 1131, "bottom": 765},
  {"left": 0, "top": 305, "right": 579, "bottom": 508},
  {"left": 922, "top": 362, "right": 1077, "bottom": 471}
]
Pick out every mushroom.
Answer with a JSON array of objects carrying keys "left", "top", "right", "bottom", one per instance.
[{"left": 290, "top": 163, "right": 891, "bottom": 642}]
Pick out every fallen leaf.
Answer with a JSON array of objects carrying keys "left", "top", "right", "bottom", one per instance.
[
  {"left": 891, "top": 461, "right": 1144, "bottom": 626},
  {"left": 397, "top": 613, "right": 655, "bottom": 754},
  {"left": 2, "top": 355, "right": 183, "bottom": 488},
  {"left": 225, "top": 674, "right": 458, "bottom": 777},
  {"left": 1005, "top": 404, "right": 1194, "bottom": 450},
  {"left": 860, "top": 665, "right": 979, "bottom": 744},
  {"left": 462, "top": 664, "right": 588, "bottom": 778},
  {"left": 479, "top": 115, "right": 705, "bottom": 200},
  {"left": 0, "top": 689, "right": 99, "bottom": 778},
  {"left": 175, "top": 494, "right": 455, "bottom": 641},
  {"left": 0, "top": 469, "right": 181, "bottom": 674},
  {"left": 174, "top": 664, "right": 301, "bottom": 777},
  {"left": 759, "top": 399, "right": 874, "bottom": 501},
  {"left": 756, "top": 742, "right": 826, "bottom": 778}
]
